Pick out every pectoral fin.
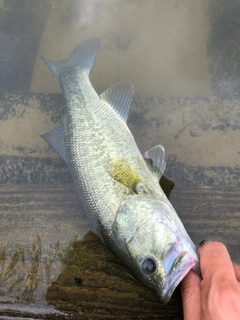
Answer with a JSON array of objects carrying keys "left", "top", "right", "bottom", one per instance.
[
  {"left": 110, "top": 159, "right": 149, "bottom": 195},
  {"left": 144, "top": 145, "right": 166, "bottom": 181}
]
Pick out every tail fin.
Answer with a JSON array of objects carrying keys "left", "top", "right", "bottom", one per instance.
[{"left": 40, "top": 37, "right": 101, "bottom": 79}]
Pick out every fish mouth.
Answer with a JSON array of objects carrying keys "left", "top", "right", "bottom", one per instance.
[{"left": 159, "top": 251, "right": 197, "bottom": 304}]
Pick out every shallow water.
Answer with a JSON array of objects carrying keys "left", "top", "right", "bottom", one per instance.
[{"left": 0, "top": 0, "right": 240, "bottom": 318}]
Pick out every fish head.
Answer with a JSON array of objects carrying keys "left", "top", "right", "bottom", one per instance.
[{"left": 112, "top": 195, "right": 199, "bottom": 303}]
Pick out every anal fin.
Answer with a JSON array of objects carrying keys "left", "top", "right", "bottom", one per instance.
[{"left": 41, "top": 122, "right": 67, "bottom": 163}]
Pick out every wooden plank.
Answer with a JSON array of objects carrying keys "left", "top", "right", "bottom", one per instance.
[
  {"left": 0, "top": 184, "right": 240, "bottom": 319},
  {"left": 171, "top": 185, "right": 240, "bottom": 262}
]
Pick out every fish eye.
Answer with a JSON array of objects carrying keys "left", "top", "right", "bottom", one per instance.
[{"left": 141, "top": 258, "right": 157, "bottom": 275}]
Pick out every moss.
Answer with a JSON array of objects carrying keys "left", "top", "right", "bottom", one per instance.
[{"left": 46, "top": 232, "right": 182, "bottom": 318}]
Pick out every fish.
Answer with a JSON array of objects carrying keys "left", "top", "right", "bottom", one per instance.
[{"left": 40, "top": 38, "right": 199, "bottom": 303}]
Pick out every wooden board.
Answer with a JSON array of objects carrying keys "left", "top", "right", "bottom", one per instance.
[{"left": 0, "top": 183, "right": 240, "bottom": 319}]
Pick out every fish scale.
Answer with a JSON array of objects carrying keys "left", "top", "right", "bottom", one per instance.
[
  {"left": 40, "top": 37, "right": 199, "bottom": 303},
  {"left": 60, "top": 72, "right": 152, "bottom": 229}
]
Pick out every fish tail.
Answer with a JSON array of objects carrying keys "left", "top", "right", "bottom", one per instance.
[{"left": 40, "top": 37, "right": 101, "bottom": 79}]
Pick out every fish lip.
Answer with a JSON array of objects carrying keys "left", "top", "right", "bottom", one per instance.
[{"left": 159, "top": 251, "right": 196, "bottom": 304}]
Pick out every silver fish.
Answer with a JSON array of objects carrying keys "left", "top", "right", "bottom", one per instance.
[{"left": 40, "top": 38, "right": 199, "bottom": 303}]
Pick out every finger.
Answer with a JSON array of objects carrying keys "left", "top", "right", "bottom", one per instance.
[
  {"left": 199, "top": 241, "right": 236, "bottom": 283},
  {"left": 181, "top": 270, "right": 201, "bottom": 320},
  {"left": 233, "top": 263, "right": 240, "bottom": 281},
  {"left": 200, "top": 242, "right": 240, "bottom": 319}
]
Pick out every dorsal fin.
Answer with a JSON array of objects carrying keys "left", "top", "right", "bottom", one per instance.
[
  {"left": 100, "top": 82, "right": 134, "bottom": 122},
  {"left": 144, "top": 145, "right": 166, "bottom": 181},
  {"left": 40, "top": 37, "right": 101, "bottom": 78}
]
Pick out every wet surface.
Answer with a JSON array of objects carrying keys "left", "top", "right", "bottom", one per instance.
[
  {"left": 0, "top": 184, "right": 240, "bottom": 319},
  {"left": 1, "top": 0, "right": 240, "bottom": 318}
]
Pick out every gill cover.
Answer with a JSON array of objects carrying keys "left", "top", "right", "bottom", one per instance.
[{"left": 112, "top": 196, "right": 172, "bottom": 294}]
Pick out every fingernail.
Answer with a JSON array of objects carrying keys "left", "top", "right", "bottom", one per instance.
[
  {"left": 198, "top": 238, "right": 225, "bottom": 251},
  {"left": 199, "top": 240, "right": 206, "bottom": 247}
]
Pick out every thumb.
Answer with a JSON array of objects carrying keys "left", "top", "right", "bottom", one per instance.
[{"left": 181, "top": 270, "right": 201, "bottom": 320}]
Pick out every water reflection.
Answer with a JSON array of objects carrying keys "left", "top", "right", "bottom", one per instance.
[
  {"left": 0, "top": 235, "right": 64, "bottom": 317},
  {"left": 0, "top": 184, "right": 89, "bottom": 318},
  {"left": 0, "top": 235, "right": 56, "bottom": 303}
]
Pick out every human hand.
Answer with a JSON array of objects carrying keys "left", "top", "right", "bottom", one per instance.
[{"left": 181, "top": 241, "right": 240, "bottom": 320}]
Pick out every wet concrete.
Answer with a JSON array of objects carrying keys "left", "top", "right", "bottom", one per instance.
[{"left": 0, "top": 1, "right": 240, "bottom": 186}]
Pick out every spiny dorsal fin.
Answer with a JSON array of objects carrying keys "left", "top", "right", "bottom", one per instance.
[
  {"left": 40, "top": 122, "right": 67, "bottom": 163},
  {"left": 100, "top": 82, "right": 134, "bottom": 122},
  {"left": 144, "top": 145, "right": 166, "bottom": 181},
  {"left": 40, "top": 37, "right": 101, "bottom": 78}
]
